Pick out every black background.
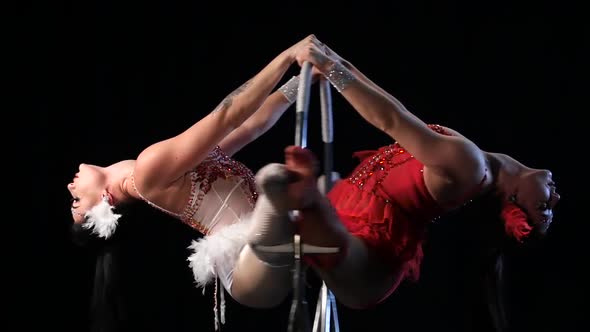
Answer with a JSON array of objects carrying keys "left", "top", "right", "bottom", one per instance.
[{"left": 24, "top": 0, "right": 587, "bottom": 331}]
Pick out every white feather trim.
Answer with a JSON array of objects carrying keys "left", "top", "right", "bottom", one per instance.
[
  {"left": 187, "top": 216, "right": 252, "bottom": 291},
  {"left": 83, "top": 198, "right": 122, "bottom": 239}
]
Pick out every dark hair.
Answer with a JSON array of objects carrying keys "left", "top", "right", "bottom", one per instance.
[
  {"left": 69, "top": 200, "right": 208, "bottom": 332},
  {"left": 70, "top": 201, "right": 141, "bottom": 332},
  {"left": 435, "top": 190, "right": 514, "bottom": 332}
]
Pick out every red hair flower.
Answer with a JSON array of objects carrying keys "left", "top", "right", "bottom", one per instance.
[{"left": 501, "top": 202, "right": 532, "bottom": 242}]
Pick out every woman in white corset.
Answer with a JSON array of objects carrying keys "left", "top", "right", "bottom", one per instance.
[{"left": 66, "top": 35, "right": 318, "bottom": 324}]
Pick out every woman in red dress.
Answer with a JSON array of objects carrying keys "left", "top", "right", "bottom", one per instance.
[{"left": 247, "top": 36, "right": 561, "bottom": 311}]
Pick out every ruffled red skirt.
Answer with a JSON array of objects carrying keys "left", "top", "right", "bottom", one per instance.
[{"left": 327, "top": 180, "right": 430, "bottom": 283}]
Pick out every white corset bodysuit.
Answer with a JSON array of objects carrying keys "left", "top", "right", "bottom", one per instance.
[
  {"left": 132, "top": 145, "right": 257, "bottom": 235},
  {"left": 131, "top": 146, "right": 259, "bottom": 329}
]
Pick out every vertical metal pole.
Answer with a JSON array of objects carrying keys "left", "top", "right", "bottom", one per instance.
[
  {"left": 312, "top": 78, "right": 340, "bottom": 332},
  {"left": 295, "top": 62, "right": 313, "bottom": 148},
  {"left": 288, "top": 61, "right": 313, "bottom": 332}
]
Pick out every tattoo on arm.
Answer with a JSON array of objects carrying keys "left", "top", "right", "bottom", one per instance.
[{"left": 211, "top": 79, "right": 253, "bottom": 115}]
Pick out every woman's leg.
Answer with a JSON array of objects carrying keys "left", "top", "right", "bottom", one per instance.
[
  {"left": 283, "top": 146, "right": 404, "bottom": 309},
  {"left": 230, "top": 163, "right": 296, "bottom": 308}
]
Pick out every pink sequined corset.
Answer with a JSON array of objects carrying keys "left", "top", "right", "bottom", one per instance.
[{"left": 133, "top": 146, "right": 258, "bottom": 235}]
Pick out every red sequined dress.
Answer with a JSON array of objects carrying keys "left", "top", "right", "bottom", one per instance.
[{"left": 327, "top": 125, "right": 449, "bottom": 286}]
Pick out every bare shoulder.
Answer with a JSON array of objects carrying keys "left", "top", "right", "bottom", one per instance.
[
  {"left": 439, "top": 125, "right": 467, "bottom": 139},
  {"left": 130, "top": 158, "right": 190, "bottom": 213},
  {"left": 133, "top": 144, "right": 185, "bottom": 192},
  {"left": 424, "top": 125, "right": 488, "bottom": 203}
]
